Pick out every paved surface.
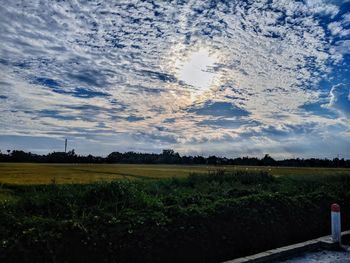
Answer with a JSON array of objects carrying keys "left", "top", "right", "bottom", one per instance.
[
  {"left": 225, "top": 231, "right": 350, "bottom": 263},
  {"left": 280, "top": 250, "right": 350, "bottom": 263}
]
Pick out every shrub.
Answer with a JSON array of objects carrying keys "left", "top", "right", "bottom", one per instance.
[{"left": 0, "top": 172, "right": 349, "bottom": 263}]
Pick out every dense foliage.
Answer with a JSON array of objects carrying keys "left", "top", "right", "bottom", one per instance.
[
  {"left": 1, "top": 171, "right": 350, "bottom": 262},
  {"left": 1, "top": 149, "right": 349, "bottom": 167}
]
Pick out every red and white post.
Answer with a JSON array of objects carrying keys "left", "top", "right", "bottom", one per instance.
[{"left": 331, "top": 203, "right": 341, "bottom": 243}]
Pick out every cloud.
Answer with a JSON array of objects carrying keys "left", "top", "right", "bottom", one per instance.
[
  {"left": 71, "top": 88, "right": 110, "bottom": 98},
  {"left": 329, "top": 84, "right": 350, "bottom": 118},
  {"left": 343, "top": 13, "right": 350, "bottom": 24},
  {"left": 327, "top": 11, "right": 350, "bottom": 37},
  {"left": 334, "top": 40, "right": 350, "bottom": 54},
  {"left": 37, "top": 110, "right": 78, "bottom": 121},
  {"left": 328, "top": 21, "right": 345, "bottom": 35},
  {"left": 305, "top": 0, "right": 339, "bottom": 17},
  {"left": 67, "top": 70, "right": 111, "bottom": 88},
  {"left": 198, "top": 118, "right": 257, "bottom": 129},
  {"left": 300, "top": 102, "right": 338, "bottom": 118},
  {"left": 31, "top": 78, "right": 110, "bottom": 98},
  {"left": 0, "top": 0, "right": 350, "bottom": 156}
]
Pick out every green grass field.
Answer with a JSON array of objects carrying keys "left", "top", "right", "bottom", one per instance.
[{"left": 0, "top": 163, "right": 349, "bottom": 185}]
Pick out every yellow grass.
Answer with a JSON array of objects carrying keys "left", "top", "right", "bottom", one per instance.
[{"left": 0, "top": 163, "right": 349, "bottom": 185}]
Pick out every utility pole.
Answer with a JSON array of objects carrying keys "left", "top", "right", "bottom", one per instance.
[{"left": 65, "top": 139, "right": 67, "bottom": 153}]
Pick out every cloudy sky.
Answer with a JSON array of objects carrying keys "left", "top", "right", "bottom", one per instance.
[{"left": 0, "top": 0, "right": 350, "bottom": 158}]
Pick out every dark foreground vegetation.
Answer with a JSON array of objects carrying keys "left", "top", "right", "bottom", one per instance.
[
  {"left": 1, "top": 171, "right": 350, "bottom": 263},
  {"left": 1, "top": 149, "right": 350, "bottom": 167}
]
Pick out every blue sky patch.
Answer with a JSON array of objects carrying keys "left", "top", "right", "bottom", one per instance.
[{"left": 189, "top": 101, "right": 250, "bottom": 117}]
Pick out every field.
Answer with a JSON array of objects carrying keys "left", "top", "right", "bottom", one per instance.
[
  {"left": 1, "top": 163, "right": 350, "bottom": 185},
  {"left": 1, "top": 164, "right": 350, "bottom": 262}
]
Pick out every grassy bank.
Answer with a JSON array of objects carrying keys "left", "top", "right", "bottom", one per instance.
[{"left": 1, "top": 171, "right": 350, "bottom": 262}]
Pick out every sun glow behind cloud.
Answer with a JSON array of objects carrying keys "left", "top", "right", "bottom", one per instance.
[
  {"left": 0, "top": 0, "right": 350, "bottom": 158},
  {"left": 175, "top": 48, "right": 219, "bottom": 93}
]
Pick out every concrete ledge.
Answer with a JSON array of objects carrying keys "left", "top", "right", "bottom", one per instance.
[{"left": 224, "top": 230, "right": 350, "bottom": 263}]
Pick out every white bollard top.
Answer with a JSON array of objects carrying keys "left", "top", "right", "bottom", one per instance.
[{"left": 331, "top": 203, "right": 340, "bottom": 212}]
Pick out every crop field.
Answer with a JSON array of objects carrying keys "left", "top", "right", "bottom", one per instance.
[{"left": 0, "top": 163, "right": 350, "bottom": 185}]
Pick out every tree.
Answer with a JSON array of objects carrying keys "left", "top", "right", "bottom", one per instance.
[
  {"left": 162, "top": 149, "right": 175, "bottom": 156},
  {"left": 261, "top": 154, "right": 276, "bottom": 166},
  {"left": 67, "top": 149, "right": 76, "bottom": 157},
  {"left": 160, "top": 149, "right": 181, "bottom": 164},
  {"left": 207, "top": 155, "right": 219, "bottom": 165}
]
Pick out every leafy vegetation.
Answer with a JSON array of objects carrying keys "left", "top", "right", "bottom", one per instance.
[{"left": 1, "top": 170, "right": 350, "bottom": 262}]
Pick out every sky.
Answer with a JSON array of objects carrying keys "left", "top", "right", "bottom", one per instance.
[{"left": 0, "top": 0, "right": 350, "bottom": 159}]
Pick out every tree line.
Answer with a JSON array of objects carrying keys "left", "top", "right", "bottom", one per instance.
[{"left": 0, "top": 149, "right": 349, "bottom": 167}]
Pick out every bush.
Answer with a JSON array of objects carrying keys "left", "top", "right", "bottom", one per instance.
[{"left": 0, "top": 171, "right": 349, "bottom": 263}]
